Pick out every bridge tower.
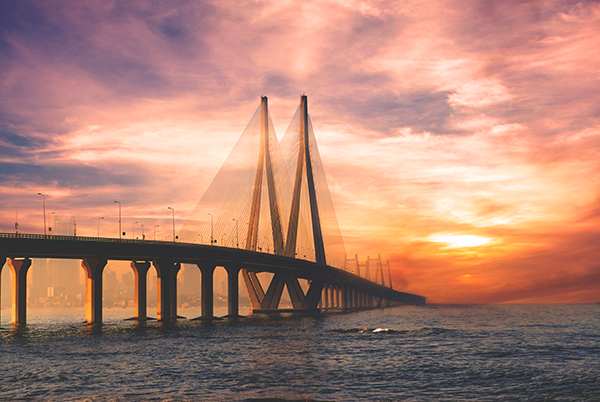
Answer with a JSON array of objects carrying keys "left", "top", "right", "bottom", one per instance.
[
  {"left": 242, "top": 95, "right": 328, "bottom": 312},
  {"left": 178, "top": 95, "right": 346, "bottom": 313}
]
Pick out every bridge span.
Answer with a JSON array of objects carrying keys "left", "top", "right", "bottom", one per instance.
[
  {"left": 1, "top": 234, "right": 425, "bottom": 325},
  {"left": 1, "top": 95, "right": 426, "bottom": 326}
]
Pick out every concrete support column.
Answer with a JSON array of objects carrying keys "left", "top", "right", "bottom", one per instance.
[
  {"left": 225, "top": 262, "right": 241, "bottom": 317},
  {"left": 346, "top": 286, "right": 352, "bottom": 309},
  {"left": 170, "top": 263, "right": 181, "bottom": 319},
  {"left": 335, "top": 287, "right": 341, "bottom": 308},
  {"left": 153, "top": 258, "right": 179, "bottom": 321},
  {"left": 130, "top": 261, "right": 150, "bottom": 319},
  {"left": 82, "top": 257, "right": 108, "bottom": 325},
  {"left": 0, "top": 254, "right": 5, "bottom": 325},
  {"left": 7, "top": 258, "right": 31, "bottom": 326},
  {"left": 341, "top": 285, "right": 348, "bottom": 309},
  {"left": 198, "top": 261, "right": 216, "bottom": 318},
  {"left": 323, "top": 285, "right": 329, "bottom": 309}
]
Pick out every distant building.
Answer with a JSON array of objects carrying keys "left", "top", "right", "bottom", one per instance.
[{"left": 27, "top": 214, "right": 83, "bottom": 306}]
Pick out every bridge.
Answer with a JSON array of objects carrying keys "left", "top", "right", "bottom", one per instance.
[{"left": 0, "top": 96, "right": 425, "bottom": 326}]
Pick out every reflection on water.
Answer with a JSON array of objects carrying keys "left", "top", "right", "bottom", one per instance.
[{"left": 1, "top": 304, "right": 599, "bottom": 401}]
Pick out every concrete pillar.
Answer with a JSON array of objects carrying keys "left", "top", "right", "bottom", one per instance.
[
  {"left": 225, "top": 262, "right": 240, "bottom": 317},
  {"left": 341, "top": 285, "right": 348, "bottom": 309},
  {"left": 330, "top": 287, "right": 335, "bottom": 308},
  {"left": 198, "top": 261, "right": 216, "bottom": 318},
  {"left": 153, "top": 258, "right": 179, "bottom": 321},
  {"left": 0, "top": 254, "right": 5, "bottom": 325},
  {"left": 170, "top": 263, "right": 181, "bottom": 319},
  {"left": 130, "top": 261, "right": 151, "bottom": 319},
  {"left": 81, "top": 257, "right": 108, "bottom": 325},
  {"left": 7, "top": 258, "right": 31, "bottom": 326},
  {"left": 323, "top": 285, "right": 329, "bottom": 309}
]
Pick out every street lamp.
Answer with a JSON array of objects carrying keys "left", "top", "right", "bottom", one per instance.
[
  {"left": 208, "top": 213, "right": 214, "bottom": 244},
  {"left": 168, "top": 207, "right": 176, "bottom": 242},
  {"left": 132, "top": 221, "right": 138, "bottom": 239},
  {"left": 232, "top": 218, "right": 239, "bottom": 248},
  {"left": 114, "top": 201, "right": 121, "bottom": 239},
  {"left": 141, "top": 223, "right": 145, "bottom": 240},
  {"left": 97, "top": 217, "right": 104, "bottom": 237},
  {"left": 37, "top": 193, "right": 46, "bottom": 235},
  {"left": 154, "top": 224, "right": 159, "bottom": 241}
]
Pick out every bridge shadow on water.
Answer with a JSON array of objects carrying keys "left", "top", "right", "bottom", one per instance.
[{"left": 0, "top": 310, "right": 333, "bottom": 341}]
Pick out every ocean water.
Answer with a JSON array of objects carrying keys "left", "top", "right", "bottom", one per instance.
[{"left": 1, "top": 304, "right": 599, "bottom": 401}]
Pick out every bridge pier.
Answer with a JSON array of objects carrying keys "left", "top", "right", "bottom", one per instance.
[
  {"left": 153, "top": 259, "right": 180, "bottom": 321},
  {"left": 130, "top": 261, "right": 151, "bottom": 320},
  {"left": 331, "top": 287, "right": 337, "bottom": 308},
  {"left": 82, "top": 257, "right": 108, "bottom": 325},
  {"left": 7, "top": 258, "right": 31, "bottom": 326},
  {"left": 0, "top": 254, "right": 4, "bottom": 325},
  {"left": 198, "top": 261, "right": 216, "bottom": 319},
  {"left": 225, "top": 262, "right": 241, "bottom": 317}
]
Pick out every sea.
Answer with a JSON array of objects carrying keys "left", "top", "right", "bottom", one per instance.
[{"left": 1, "top": 304, "right": 599, "bottom": 401}]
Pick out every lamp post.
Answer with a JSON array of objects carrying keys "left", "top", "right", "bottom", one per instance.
[
  {"left": 232, "top": 218, "right": 239, "bottom": 248},
  {"left": 208, "top": 213, "right": 214, "bottom": 244},
  {"left": 132, "top": 221, "right": 138, "bottom": 239},
  {"left": 154, "top": 225, "right": 159, "bottom": 241},
  {"left": 97, "top": 217, "right": 104, "bottom": 237},
  {"left": 168, "top": 207, "right": 176, "bottom": 242},
  {"left": 37, "top": 193, "right": 46, "bottom": 235},
  {"left": 114, "top": 201, "right": 121, "bottom": 239},
  {"left": 141, "top": 223, "right": 145, "bottom": 240}
]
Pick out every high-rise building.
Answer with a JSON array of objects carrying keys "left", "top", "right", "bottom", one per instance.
[
  {"left": 179, "top": 264, "right": 200, "bottom": 297},
  {"left": 27, "top": 214, "right": 83, "bottom": 306}
]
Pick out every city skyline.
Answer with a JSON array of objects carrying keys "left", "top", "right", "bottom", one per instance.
[{"left": 1, "top": 1, "right": 600, "bottom": 303}]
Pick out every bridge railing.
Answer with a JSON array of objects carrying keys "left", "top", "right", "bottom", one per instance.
[
  {"left": 0, "top": 232, "right": 183, "bottom": 245},
  {"left": 1, "top": 233, "right": 394, "bottom": 289}
]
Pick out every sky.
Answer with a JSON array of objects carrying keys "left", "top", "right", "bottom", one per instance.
[{"left": 1, "top": 0, "right": 599, "bottom": 304}]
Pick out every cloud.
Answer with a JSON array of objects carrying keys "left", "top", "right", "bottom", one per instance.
[{"left": 0, "top": 161, "right": 144, "bottom": 188}]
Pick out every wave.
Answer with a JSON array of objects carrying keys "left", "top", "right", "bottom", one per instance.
[{"left": 334, "top": 327, "right": 449, "bottom": 335}]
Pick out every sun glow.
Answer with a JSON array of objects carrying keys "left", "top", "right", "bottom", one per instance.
[{"left": 429, "top": 234, "right": 493, "bottom": 248}]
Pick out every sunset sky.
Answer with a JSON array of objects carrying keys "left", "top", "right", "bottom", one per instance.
[{"left": 1, "top": 0, "right": 599, "bottom": 303}]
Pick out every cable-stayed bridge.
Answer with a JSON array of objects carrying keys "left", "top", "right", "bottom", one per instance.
[{"left": 0, "top": 96, "right": 425, "bottom": 326}]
